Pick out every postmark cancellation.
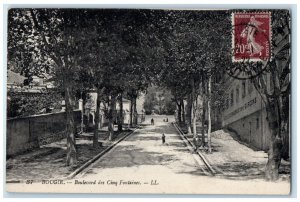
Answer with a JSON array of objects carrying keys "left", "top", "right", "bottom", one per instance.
[{"left": 232, "top": 12, "right": 272, "bottom": 62}]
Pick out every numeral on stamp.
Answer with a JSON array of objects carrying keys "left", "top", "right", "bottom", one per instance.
[{"left": 232, "top": 12, "right": 271, "bottom": 62}]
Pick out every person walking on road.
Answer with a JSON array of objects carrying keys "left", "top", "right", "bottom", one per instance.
[
  {"left": 162, "top": 133, "right": 166, "bottom": 144},
  {"left": 151, "top": 118, "right": 154, "bottom": 125}
]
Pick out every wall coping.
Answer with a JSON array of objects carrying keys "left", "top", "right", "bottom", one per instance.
[{"left": 7, "top": 109, "right": 81, "bottom": 121}]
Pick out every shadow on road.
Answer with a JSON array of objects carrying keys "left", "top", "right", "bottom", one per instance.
[
  {"left": 83, "top": 120, "right": 206, "bottom": 177},
  {"left": 85, "top": 147, "right": 180, "bottom": 174}
]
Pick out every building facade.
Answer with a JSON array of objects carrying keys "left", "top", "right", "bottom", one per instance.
[
  {"left": 84, "top": 92, "right": 138, "bottom": 128},
  {"left": 222, "top": 75, "right": 272, "bottom": 151}
]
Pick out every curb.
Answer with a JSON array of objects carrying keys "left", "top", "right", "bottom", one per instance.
[
  {"left": 172, "top": 122, "right": 216, "bottom": 175},
  {"left": 7, "top": 146, "right": 59, "bottom": 161},
  {"left": 65, "top": 128, "right": 137, "bottom": 179}
]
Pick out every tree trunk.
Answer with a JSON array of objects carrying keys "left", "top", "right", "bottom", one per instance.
[
  {"left": 207, "top": 75, "right": 212, "bottom": 153},
  {"left": 191, "top": 78, "right": 197, "bottom": 139},
  {"left": 133, "top": 96, "right": 138, "bottom": 125},
  {"left": 201, "top": 106, "right": 206, "bottom": 146},
  {"left": 181, "top": 99, "right": 185, "bottom": 123},
  {"left": 177, "top": 102, "right": 182, "bottom": 123},
  {"left": 64, "top": 83, "right": 77, "bottom": 166},
  {"left": 281, "top": 95, "right": 290, "bottom": 160},
  {"left": 108, "top": 94, "right": 117, "bottom": 141},
  {"left": 265, "top": 97, "right": 283, "bottom": 181},
  {"left": 201, "top": 77, "right": 206, "bottom": 147},
  {"left": 80, "top": 94, "right": 84, "bottom": 134},
  {"left": 186, "top": 94, "right": 193, "bottom": 136},
  {"left": 93, "top": 88, "right": 102, "bottom": 148},
  {"left": 129, "top": 97, "right": 133, "bottom": 127},
  {"left": 281, "top": 116, "right": 289, "bottom": 160},
  {"left": 118, "top": 93, "right": 123, "bottom": 131},
  {"left": 192, "top": 104, "right": 197, "bottom": 137}
]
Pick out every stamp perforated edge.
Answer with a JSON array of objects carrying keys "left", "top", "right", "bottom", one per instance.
[{"left": 231, "top": 12, "right": 272, "bottom": 63}]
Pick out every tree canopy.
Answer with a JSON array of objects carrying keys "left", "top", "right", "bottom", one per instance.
[{"left": 7, "top": 9, "right": 290, "bottom": 180}]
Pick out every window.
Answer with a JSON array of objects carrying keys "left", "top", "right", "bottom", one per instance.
[
  {"left": 242, "top": 81, "right": 246, "bottom": 98},
  {"left": 225, "top": 95, "right": 229, "bottom": 109},
  {"left": 236, "top": 85, "right": 240, "bottom": 104},
  {"left": 256, "top": 118, "right": 259, "bottom": 129}
]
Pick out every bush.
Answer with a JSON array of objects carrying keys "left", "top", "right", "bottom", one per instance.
[{"left": 7, "top": 90, "right": 63, "bottom": 118}]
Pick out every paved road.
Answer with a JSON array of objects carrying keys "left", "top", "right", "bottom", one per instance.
[
  {"left": 73, "top": 115, "right": 290, "bottom": 194},
  {"left": 75, "top": 115, "right": 209, "bottom": 192}
]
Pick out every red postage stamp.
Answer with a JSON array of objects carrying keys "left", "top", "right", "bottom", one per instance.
[{"left": 232, "top": 12, "right": 271, "bottom": 62}]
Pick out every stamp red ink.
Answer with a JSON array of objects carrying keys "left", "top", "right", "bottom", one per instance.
[{"left": 232, "top": 12, "right": 271, "bottom": 62}]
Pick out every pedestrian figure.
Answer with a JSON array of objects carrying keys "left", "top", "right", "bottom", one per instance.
[
  {"left": 151, "top": 118, "right": 154, "bottom": 125},
  {"left": 162, "top": 133, "right": 166, "bottom": 144}
]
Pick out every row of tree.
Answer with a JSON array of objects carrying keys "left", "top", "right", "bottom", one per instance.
[
  {"left": 149, "top": 10, "right": 290, "bottom": 181},
  {"left": 8, "top": 9, "right": 161, "bottom": 165},
  {"left": 8, "top": 9, "right": 290, "bottom": 181},
  {"left": 155, "top": 11, "right": 230, "bottom": 154}
]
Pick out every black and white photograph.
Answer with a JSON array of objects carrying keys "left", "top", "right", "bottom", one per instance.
[{"left": 4, "top": 6, "right": 292, "bottom": 195}]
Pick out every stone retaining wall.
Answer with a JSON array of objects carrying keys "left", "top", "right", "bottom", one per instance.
[{"left": 7, "top": 110, "right": 81, "bottom": 157}]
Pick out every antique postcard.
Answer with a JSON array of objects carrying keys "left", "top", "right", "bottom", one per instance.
[{"left": 5, "top": 7, "right": 291, "bottom": 194}]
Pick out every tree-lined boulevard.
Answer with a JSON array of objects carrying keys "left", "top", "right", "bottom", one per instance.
[{"left": 7, "top": 9, "right": 290, "bottom": 182}]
